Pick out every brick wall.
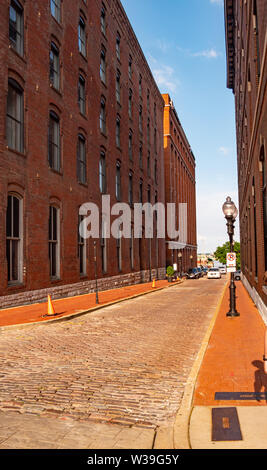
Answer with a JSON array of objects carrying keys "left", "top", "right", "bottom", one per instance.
[{"left": 0, "top": 0, "right": 166, "bottom": 304}]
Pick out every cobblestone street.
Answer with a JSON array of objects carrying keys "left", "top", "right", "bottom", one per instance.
[{"left": 0, "top": 278, "right": 227, "bottom": 448}]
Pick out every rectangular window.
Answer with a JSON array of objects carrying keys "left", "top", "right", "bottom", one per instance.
[
  {"left": 101, "top": 218, "right": 107, "bottom": 273},
  {"left": 117, "top": 232, "right": 122, "bottom": 272},
  {"left": 139, "top": 144, "right": 143, "bottom": 169},
  {"left": 100, "top": 48, "right": 106, "bottom": 84},
  {"left": 129, "top": 172, "right": 133, "bottom": 206},
  {"left": 128, "top": 55, "right": 132, "bottom": 79},
  {"left": 48, "top": 111, "right": 61, "bottom": 172},
  {"left": 116, "top": 116, "right": 121, "bottom": 148},
  {"left": 9, "top": 0, "right": 24, "bottom": 56},
  {"left": 128, "top": 130, "right": 133, "bottom": 161},
  {"left": 78, "top": 214, "right": 86, "bottom": 275},
  {"left": 116, "top": 162, "right": 121, "bottom": 201},
  {"left": 116, "top": 32, "right": 121, "bottom": 60},
  {"left": 147, "top": 151, "right": 151, "bottom": 176},
  {"left": 49, "top": 206, "right": 60, "bottom": 279},
  {"left": 78, "top": 75, "right": 86, "bottom": 115},
  {"left": 101, "top": 5, "right": 106, "bottom": 35},
  {"left": 128, "top": 88, "right": 133, "bottom": 119},
  {"left": 78, "top": 17, "right": 86, "bottom": 56},
  {"left": 6, "top": 79, "right": 24, "bottom": 153},
  {"left": 50, "top": 0, "right": 61, "bottom": 23},
  {"left": 100, "top": 97, "right": 106, "bottom": 134},
  {"left": 99, "top": 151, "right": 106, "bottom": 193},
  {"left": 139, "top": 105, "right": 143, "bottom": 133},
  {"left": 6, "top": 194, "right": 22, "bottom": 283},
  {"left": 139, "top": 180, "right": 143, "bottom": 203},
  {"left": 130, "top": 226, "right": 134, "bottom": 270},
  {"left": 116, "top": 69, "right": 121, "bottom": 104},
  {"left": 139, "top": 74, "right": 142, "bottom": 97},
  {"left": 77, "top": 135, "right": 87, "bottom": 184},
  {"left": 50, "top": 42, "right": 60, "bottom": 90}
]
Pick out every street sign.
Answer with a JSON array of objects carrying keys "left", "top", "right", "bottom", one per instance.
[{"left": 226, "top": 252, "right": 236, "bottom": 268}]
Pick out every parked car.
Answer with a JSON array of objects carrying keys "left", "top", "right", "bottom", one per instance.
[
  {"left": 219, "top": 266, "right": 227, "bottom": 274},
  {"left": 207, "top": 268, "right": 221, "bottom": 279},
  {"left": 234, "top": 270, "right": 241, "bottom": 280},
  {"left": 197, "top": 267, "right": 204, "bottom": 277},
  {"left": 185, "top": 268, "right": 200, "bottom": 279}
]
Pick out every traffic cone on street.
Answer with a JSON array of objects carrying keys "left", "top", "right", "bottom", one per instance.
[
  {"left": 152, "top": 278, "right": 156, "bottom": 288},
  {"left": 47, "top": 295, "right": 55, "bottom": 316}
]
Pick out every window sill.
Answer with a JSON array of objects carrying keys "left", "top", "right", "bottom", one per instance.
[
  {"left": 9, "top": 44, "right": 26, "bottom": 63},
  {"left": 6, "top": 146, "right": 26, "bottom": 158},
  {"left": 100, "top": 131, "right": 107, "bottom": 139},
  {"left": 79, "top": 51, "right": 87, "bottom": 62},
  {"left": 48, "top": 167, "right": 63, "bottom": 176},
  {"left": 50, "top": 277, "right": 61, "bottom": 283},
  {"left": 49, "top": 84, "right": 62, "bottom": 96},
  {"left": 80, "top": 274, "right": 88, "bottom": 280},
  {"left": 78, "top": 181, "right": 88, "bottom": 188},
  {"left": 79, "top": 111, "right": 87, "bottom": 120},
  {"left": 7, "top": 281, "right": 24, "bottom": 290}
]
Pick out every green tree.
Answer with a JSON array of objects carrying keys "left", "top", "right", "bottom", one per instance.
[{"left": 214, "top": 241, "right": 241, "bottom": 270}]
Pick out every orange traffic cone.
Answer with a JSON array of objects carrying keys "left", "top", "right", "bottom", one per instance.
[
  {"left": 47, "top": 295, "right": 55, "bottom": 316},
  {"left": 152, "top": 278, "right": 156, "bottom": 288}
]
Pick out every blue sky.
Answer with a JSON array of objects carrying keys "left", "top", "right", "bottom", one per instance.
[{"left": 121, "top": 0, "right": 239, "bottom": 253}]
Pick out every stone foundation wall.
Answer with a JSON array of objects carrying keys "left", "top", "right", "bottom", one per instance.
[{"left": 0, "top": 267, "right": 166, "bottom": 310}]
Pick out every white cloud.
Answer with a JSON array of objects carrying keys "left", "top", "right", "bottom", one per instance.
[
  {"left": 148, "top": 55, "right": 180, "bottom": 93},
  {"left": 219, "top": 146, "right": 231, "bottom": 156},
  {"left": 210, "top": 0, "right": 223, "bottom": 5},
  {"left": 192, "top": 48, "right": 220, "bottom": 59}
]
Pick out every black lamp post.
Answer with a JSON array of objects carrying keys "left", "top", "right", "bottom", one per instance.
[
  {"left": 178, "top": 251, "right": 182, "bottom": 277},
  {"left": 93, "top": 240, "right": 99, "bottom": 304},
  {"left": 222, "top": 196, "right": 239, "bottom": 317}
]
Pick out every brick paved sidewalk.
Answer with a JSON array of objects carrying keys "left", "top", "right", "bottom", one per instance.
[
  {"left": 0, "top": 279, "right": 182, "bottom": 328},
  {"left": 193, "top": 280, "right": 267, "bottom": 407}
]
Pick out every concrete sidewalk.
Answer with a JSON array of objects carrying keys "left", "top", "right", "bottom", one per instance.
[{"left": 166, "top": 279, "right": 267, "bottom": 450}]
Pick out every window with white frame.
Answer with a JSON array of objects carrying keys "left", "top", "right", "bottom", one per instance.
[
  {"left": 48, "top": 111, "right": 61, "bottom": 172},
  {"left": 100, "top": 97, "right": 106, "bottom": 134},
  {"left": 78, "top": 75, "right": 86, "bottom": 115},
  {"left": 78, "top": 16, "right": 86, "bottom": 56},
  {"left": 100, "top": 47, "right": 106, "bottom": 84},
  {"left": 99, "top": 150, "right": 106, "bottom": 193},
  {"left": 9, "top": 0, "right": 24, "bottom": 56},
  {"left": 77, "top": 134, "right": 87, "bottom": 184},
  {"left": 6, "top": 78, "right": 24, "bottom": 153},
  {"left": 6, "top": 194, "right": 23, "bottom": 284},
  {"left": 50, "top": 0, "right": 61, "bottom": 23},
  {"left": 49, "top": 205, "right": 60, "bottom": 279},
  {"left": 78, "top": 214, "right": 86, "bottom": 276},
  {"left": 49, "top": 42, "right": 60, "bottom": 90}
]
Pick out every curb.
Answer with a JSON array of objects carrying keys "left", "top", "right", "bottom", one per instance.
[
  {"left": 153, "top": 279, "right": 229, "bottom": 450},
  {"left": 0, "top": 280, "right": 184, "bottom": 332}
]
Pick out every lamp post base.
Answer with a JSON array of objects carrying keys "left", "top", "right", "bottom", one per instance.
[{"left": 226, "top": 311, "right": 240, "bottom": 317}]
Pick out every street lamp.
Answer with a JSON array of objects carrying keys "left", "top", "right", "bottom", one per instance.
[
  {"left": 190, "top": 254, "right": 193, "bottom": 268},
  {"left": 178, "top": 251, "right": 182, "bottom": 277},
  {"left": 93, "top": 241, "right": 99, "bottom": 304},
  {"left": 222, "top": 196, "right": 239, "bottom": 317}
]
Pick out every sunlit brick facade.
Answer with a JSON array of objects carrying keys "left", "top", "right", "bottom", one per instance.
[
  {"left": 162, "top": 94, "right": 197, "bottom": 274},
  {"left": 225, "top": 0, "right": 267, "bottom": 319},
  {"left": 0, "top": 0, "right": 166, "bottom": 308}
]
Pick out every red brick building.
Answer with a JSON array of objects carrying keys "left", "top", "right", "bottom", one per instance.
[
  {"left": 225, "top": 0, "right": 267, "bottom": 320},
  {"left": 0, "top": 0, "right": 166, "bottom": 308},
  {"left": 162, "top": 94, "right": 197, "bottom": 274}
]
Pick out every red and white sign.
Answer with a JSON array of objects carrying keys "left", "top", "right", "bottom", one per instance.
[{"left": 226, "top": 252, "right": 236, "bottom": 268}]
